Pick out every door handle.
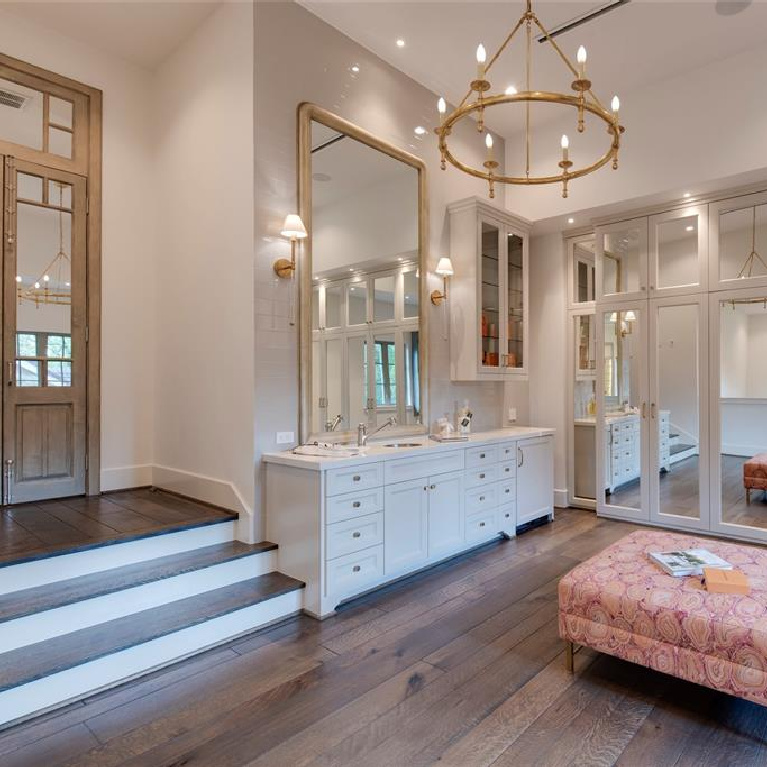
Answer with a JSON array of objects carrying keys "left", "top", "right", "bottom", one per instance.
[
  {"left": 641, "top": 401, "right": 646, "bottom": 418},
  {"left": 651, "top": 402, "right": 656, "bottom": 419},
  {"left": 7, "top": 361, "right": 13, "bottom": 387},
  {"left": 517, "top": 446, "right": 524, "bottom": 468}
]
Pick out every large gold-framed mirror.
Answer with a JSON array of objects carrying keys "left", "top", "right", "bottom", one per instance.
[{"left": 298, "top": 104, "right": 429, "bottom": 443}]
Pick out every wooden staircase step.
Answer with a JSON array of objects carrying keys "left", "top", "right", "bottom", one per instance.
[
  {"left": 0, "top": 572, "right": 303, "bottom": 694},
  {"left": 0, "top": 541, "right": 277, "bottom": 624},
  {"left": 670, "top": 443, "right": 695, "bottom": 455}
]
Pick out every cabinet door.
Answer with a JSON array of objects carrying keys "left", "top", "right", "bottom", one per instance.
[
  {"left": 596, "top": 217, "right": 648, "bottom": 302},
  {"left": 479, "top": 218, "right": 503, "bottom": 374},
  {"left": 503, "top": 229, "right": 527, "bottom": 375},
  {"left": 649, "top": 206, "right": 708, "bottom": 297},
  {"left": 516, "top": 436, "right": 554, "bottom": 525},
  {"left": 428, "top": 473, "right": 464, "bottom": 558},
  {"left": 384, "top": 478, "right": 428, "bottom": 575}
]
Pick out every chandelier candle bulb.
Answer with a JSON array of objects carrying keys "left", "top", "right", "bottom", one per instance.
[
  {"left": 476, "top": 43, "right": 487, "bottom": 79},
  {"left": 561, "top": 134, "right": 569, "bottom": 161},
  {"left": 611, "top": 95, "right": 620, "bottom": 117},
  {"left": 485, "top": 132, "right": 494, "bottom": 160},
  {"left": 577, "top": 45, "right": 587, "bottom": 78},
  {"left": 438, "top": 97, "right": 446, "bottom": 116}
]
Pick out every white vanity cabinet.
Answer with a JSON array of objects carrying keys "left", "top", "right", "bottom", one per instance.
[
  {"left": 265, "top": 429, "right": 554, "bottom": 617},
  {"left": 447, "top": 197, "right": 531, "bottom": 381}
]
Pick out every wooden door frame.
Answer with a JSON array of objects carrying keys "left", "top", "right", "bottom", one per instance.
[{"left": 0, "top": 52, "right": 102, "bottom": 496}]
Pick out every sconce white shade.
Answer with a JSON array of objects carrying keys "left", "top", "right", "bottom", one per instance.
[
  {"left": 281, "top": 213, "right": 307, "bottom": 239},
  {"left": 435, "top": 257, "right": 454, "bottom": 276},
  {"left": 624, "top": 310, "right": 636, "bottom": 322}
]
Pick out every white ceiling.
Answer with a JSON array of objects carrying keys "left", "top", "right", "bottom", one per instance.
[
  {"left": 300, "top": 0, "right": 767, "bottom": 140},
  {"left": 1, "top": 1, "right": 221, "bottom": 70}
]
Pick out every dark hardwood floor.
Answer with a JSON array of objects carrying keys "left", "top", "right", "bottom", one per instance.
[
  {"left": 0, "top": 489, "right": 237, "bottom": 565},
  {"left": 3, "top": 508, "right": 766, "bottom": 766}
]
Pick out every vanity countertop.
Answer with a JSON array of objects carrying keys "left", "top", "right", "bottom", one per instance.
[{"left": 263, "top": 426, "right": 555, "bottom": 471}]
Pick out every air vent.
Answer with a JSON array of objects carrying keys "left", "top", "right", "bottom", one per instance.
[{"left": 0, "top": 88, "right": 28, "bottom": 110}]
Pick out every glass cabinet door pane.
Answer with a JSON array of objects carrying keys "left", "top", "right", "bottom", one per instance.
[
  {"left": 576, "top": 315, "right": 596, "bottom": 377},
  {"left": 572, "top": 238, "right": 596, "bottom": 304},
  {"left": 656, "top": 214, "right": 700, "bottom": 289},
  {"left": 372, "top": 333, "right": 397, "bottom": 425},
  {"left": 574, "top": 315, "right": 597, "bottom": 501},
  {"left": 506, "top": 233, "right": 524, "bottom": 369},
  {"left": 601, "top": 223, "right": 645, "bottom": 297},
  {"left": 347, "top": 282, "right": 367, "bottom": 326},
  {"left": 719, "top": 203, "right": 767, "bottom": 282},
  {"left": 311, "top": 286, "right": 320, "bottom": 330},
  {"left": 348, "top": 335, "right": 369, "bottom": 427},
  {"left": 719, "top": 297, "right": 767, "bottom": 530},
  {"left": 373, "top": 275, "right": 396, "bottom": 322},
  {"left": 403, "top": 269, "right": 419, "bottom": 319},
  {"left": 403, "top": 330, "right": 420, "bottom": 425},
  {"left": 325, "top": 285, "right": 343, "bottom": 328},
  {"left": 325, "top": 339, "right": 343, "bottom": 429},
  {"left": 480, "top": 221, "right": 500, "bottom": 368}
]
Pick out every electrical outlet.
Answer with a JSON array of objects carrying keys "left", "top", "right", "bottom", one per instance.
[
  {"left": 507, "top": 408, "right": 517, "bottom": 423},
  {"left": 276, "top": 431, "right": 295, "bottom": 445}
]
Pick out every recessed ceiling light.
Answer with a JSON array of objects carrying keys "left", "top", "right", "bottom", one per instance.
[
  {"left": 349, "top": 268, "right": 353, "bottom": 272},
  {"left": 414, "top": 125, "right": 427, "bottom": 136},
  {"left": 350, "top": 64, "right": 360, "bottom": 73},
  {"left": 396, "top": 39, "right": 406, "bottom": 48},
  {"left": 683, "top": 192, "right": 691, "bottom": 198},
  {"left": 686, "top": 225, "right": 694, "bottom": 232},
  {"left": 567, "top": 217, "right": 575, "bottom": 224}
]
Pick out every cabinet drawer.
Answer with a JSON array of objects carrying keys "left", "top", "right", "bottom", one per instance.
[
  {"left": 499, "top": 501, "right": 516, "bottom": 535},
  {"left": 326, "top": 513, "right": 384, "bottom": 560},
  {"left": 464, "top": 484, "right": 498, "bottom": 516},
  {"left": 463, "top": 464, "right": 499, "bottom": 489},
  {"left": 385, "top": 450, "right": 464, "bottom": 485},
  {"left": 465, "top": 509, "right": 499, "bottom": 543},
  {"left": 498, "top": 478, "right": 516, "bottom": 503},
  {"left": 325, "top": 462, "right": 383, "bottom": 497},
  {"left": 498, "top": 459, "right": 517, "bottom": 479},
  {"left": 326, "top": 545, "right": 384, "bottom": 600},
  {"left": 465, "top": 445, "right": 500, "bottom": 468},
  {"left": 326, "top": 487, "right": 384, "bottom": 525},
  {"left": 498, "top": 442, "right": 517, "bottom": 463}
]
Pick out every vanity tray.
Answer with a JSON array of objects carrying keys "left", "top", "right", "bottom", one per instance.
[{"left": 429, "top": 434, "right": 469, "bottom": 443}]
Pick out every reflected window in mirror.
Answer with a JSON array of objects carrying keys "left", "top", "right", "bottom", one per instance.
[{"left": 309, "top": 117, "right": 421, "bottom": 437}]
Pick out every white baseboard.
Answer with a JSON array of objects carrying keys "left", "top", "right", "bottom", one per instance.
[
  {"left": 722, "top": 444, "right": 763, "bottom": 458},
  {"left": 554, "top": 488, "right": 569, "bottom": 509},
  {"left": 100, "top": 465, "right": 153, "bottom": 492}
]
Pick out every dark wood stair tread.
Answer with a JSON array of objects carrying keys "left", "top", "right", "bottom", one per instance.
[
  {"left": 0, "top": 572, "right": 304, "bottom": 693},
  {"left": 670, "top": 443, "right": 696, "bottom": 455},
  {"left": 0, "top": 541, "right": 278, "bottom": 624}
]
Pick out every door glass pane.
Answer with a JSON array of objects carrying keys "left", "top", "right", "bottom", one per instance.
[
  {"left": 480, "top": 221, "right": 500, "bottom": 368},
  {"left": 49, "top": 127, "right": 72, "bottom": 159},
  {"left": 720, "top": 297, "right": 767, "bottom": 529},
  {"left": 49, "top": 97, "right": 73, "bottom": 129},
  {"left": 657, "top": 215, "right": 699, "bottom": 289},
  {"left": 347, "top": 281, "right": 367, "bottom": 326},
  {"left": 373, "top": 275, "right": 396, "bottom": 322},
  {"left": 507, "top": 233, "right": 523, "bottom": 369},
  {"left": 348, "top": 336, "right": 368, "bottom": 427},
  {"left": 403, "top": 269, "right": 419, "bottom": 318},
  {"left": 719, "top": 203, "right": 767, "bottom": 282},
  {"left": 602, "top": 224, "right": 643, "bottom": 296},
  {"left": 325, "top": 284, "right": 342, "bottom": 328},
  {"left": 574, "top": 315, "right": 597, "bottom": 501},
  {"left": 657, "top": 305, "right": 700, "bottom": 519},
  {"left": 17, "top": 173, "right": 43, "bottom": 202},
  {"left": 311, "top": 286, "right": 319, "bottom": 330},
  {"left": 312, "top": 339, "right": 322, "bottom": 434},
  {"left": 15, "top": 187, "right": 73, "bottom": 387},
  {"left": 325, "top": 338, "right": 343, "bottom": 430},
  {"left": 0, "top": 77, "right": 44, "bottom": 150},
  {"left": 403, "top": 330, "right": 420, "bottom": 425},
  {"left": 604, "top": 309, "right": 642, "bottom": 511},
  {"left": 572, "top": 238, "right": 595, "bottom": 303},
  {"left": 372, "top": 333, "right": 397, "bottom": 426}
]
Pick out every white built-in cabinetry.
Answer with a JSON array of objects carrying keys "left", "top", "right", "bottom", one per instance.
[
  {"left": 265, "top": 431, "right": 553, "bottom": 617},
  {"left": 447, "top": 197, "right": 531, "bottom": 381}
]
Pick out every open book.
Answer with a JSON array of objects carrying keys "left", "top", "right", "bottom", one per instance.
[{"left": 648, "top": 549, "right": 732, "bottom": 577}]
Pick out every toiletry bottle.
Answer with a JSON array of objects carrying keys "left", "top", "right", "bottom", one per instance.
[{"left": 459, "top": 399, "right": 473, "bottom": 436}]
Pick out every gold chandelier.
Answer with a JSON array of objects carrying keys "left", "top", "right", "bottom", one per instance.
[
  {"left": 16, "top": 181, "right": 71, "bottom": 308},
  {"left": 436, "top": 0, "right": 625, "bottom": 199}
]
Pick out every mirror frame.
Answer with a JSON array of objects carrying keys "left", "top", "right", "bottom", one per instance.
[{"left": 297, "top": 103, "right": 429, "bottom": 443}]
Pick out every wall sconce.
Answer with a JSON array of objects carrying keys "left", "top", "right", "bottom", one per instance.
[
  {"left": 431, "top": 257, "right": 454, "bottom": 305},
  {"left": 273, "top": 213, "right": 307, "bottom": 278}
]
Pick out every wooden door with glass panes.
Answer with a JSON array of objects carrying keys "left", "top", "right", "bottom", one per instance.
[{"left": 2, "top": 156, "right": 87, "bottom": 503}]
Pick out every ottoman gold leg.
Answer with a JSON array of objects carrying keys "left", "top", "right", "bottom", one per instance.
[
  {"left": 747, "top": 488, "right": 751, "bottom": 505},
  {"left": 566, "top": 641, "right": 574, "bottom": 673}
]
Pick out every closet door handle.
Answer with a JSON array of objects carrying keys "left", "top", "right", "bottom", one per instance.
[
  {"left": 6, "top": 361, "right": 13, "bottom": 386},
  {"left": 641, "top": 402, "right": 647, "bottom": 419},
  {"left": 352, "top": 501, "right": 361, "bottom": 508},
  {"left": 518, "top": 446, "right": 524, "bottom": 468},
  {"left": 651, "top": 403, "right": 656, "bottom": 419}
]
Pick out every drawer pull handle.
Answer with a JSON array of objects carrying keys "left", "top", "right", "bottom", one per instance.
[
  {"left": 430, "top": 484, "right": 436, "bottom": 490},
  {"left": 352, "top": 501, "right": 361, "bottom": 508},
  {"left": 352, "top": 531, "right": 361, "bottom": 538},
  {"left": 353, "top": 475, "right": 361, "bottom": 482},
  {"left": 353, "top": 565, "right": 361, "bottom": 573},
  {"left": 479, "top": 496, "right": 486, "bottom": 502},
  {"left": 505, "top": 513, "right": 510, "bottom": 518},
  {"left": 479, "top": 473, "right": 486, "bottom": 479},
  {"left": 480, "top": 453, "right": 486, "bottom": 459},
  {"left": 479, "top": 522, "right": 486, "bottom": 527},
  {"left": 505, "top": 488, "right": 510, "bottom": 494}
]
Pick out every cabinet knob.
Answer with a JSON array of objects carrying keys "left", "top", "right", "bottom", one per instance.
[
  {"left": 353, "top": 565, "right": 361, "bottom": 573},
  {"left": 353, "top": 475, "right": 361, "bottom": 482},
  {"left": 505, "top": 513, "right": 510, "bottom": 518},
  {"left": 352, "top": 531, "right": 361, "bottom": 538},
  {"left": 479, "top": 522, "right": 486, "bottom": 527},
  {"left": 430, "top": 484, "right": 436, "bottom": 490},
  {"left": 479, "top": 473, "right": 486, "bottom": 479},
  {"left": 352, "top": 501, "right": 361, "bottom": 508},
  {"left": 479, "top": 496, "right": 486, "bottom": 502},
  {"left": 505, "top": 488, "right": 510, "bottom": 494},
  {"left": 480, "top": 453, "right": 486, "bottom": 459}
]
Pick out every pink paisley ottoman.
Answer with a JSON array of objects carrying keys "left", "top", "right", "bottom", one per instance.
[
  {"left": 559, "top": 530, "right": 767, "bottom": 706},
  {"left": 744, "top": 453, "right": 767, "bottom": 505}
]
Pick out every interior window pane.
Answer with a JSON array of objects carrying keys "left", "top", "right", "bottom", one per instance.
[
  {"left": 17, "top": 173, "right": 43, "bottom": 203},
  {"left": 49, "top": 96, "right": 73, "bottom": 129},
  {"left": 49, "top": 126, "right": 72, "bottom": 159},
  {"left": 49, "top": 180, "right": 72, "bottom": 210},
  {"left": 0, "top": 77, "right": 43, "bottom": 150},
  {"left": 403, "top": 270, "right": 419, "bottom": 318},
  {"left": 373, "top": 275, "right": 396, "bottom": 322},
  {"left": 47, "top": 361, "right": 72, "bottom": 387},
  {"left": 16, "top": 332, "right": 37, "bottom": 358},
  {"left": 16, "top": 360, "right": 40, "bottom": 387}
]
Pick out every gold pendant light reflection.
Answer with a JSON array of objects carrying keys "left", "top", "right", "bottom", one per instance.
[
  {"left": 16, "top": 181, "right": 72, "bottom": 307},
  {"left": 436, "top": 0, "right": 625, "bottom": 199}
]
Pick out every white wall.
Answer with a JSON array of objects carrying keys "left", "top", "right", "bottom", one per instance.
[
  {"left": 152, "top": 2, "right": 255, "bottom": 527},
  {"left": 0, "top": 7, "right": 156, "bottom": 491},
  {"left": 254, "top": 2, "right": 518, "bottom": 540}
]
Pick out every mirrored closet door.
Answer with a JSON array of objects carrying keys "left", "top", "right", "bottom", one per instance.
[
  {"left": 596, "top": 218, "right": 648, "bottom": 302},
  {"left": 649, "top": 206, "right": 708, "bottom": 297}
]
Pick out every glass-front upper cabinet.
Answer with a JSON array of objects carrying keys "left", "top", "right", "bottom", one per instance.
[
  {"left": 710, "top": 191, "right": 767, "bottom": 291},
  {"left": 570, "top": 236, "right": 596, "bottom": 306},
  {"left": 649, "top": 206, "right": 708, "bottom": 296},
  {"left": 596, "top": 217, "right": 648, "bottom": 301},
  {"left": 447, "top": 198, "right": 530, "bottom": 381}
]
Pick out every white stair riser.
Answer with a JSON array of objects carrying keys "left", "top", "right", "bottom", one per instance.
[
  {"left": 0, "top": 551, "right": 276, "bottom": 654},
  {"left": 0, "top": 589, "right": 302, "bottom": 729},
  {"left": 0, "top": 522, "right": 236, "bottom": 596}
]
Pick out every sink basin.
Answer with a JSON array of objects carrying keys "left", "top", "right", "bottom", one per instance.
[{"left": 382, "top": 442, "right": 423, "bottom": 448}]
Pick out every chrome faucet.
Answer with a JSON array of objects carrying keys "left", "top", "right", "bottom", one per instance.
[
  {"left": 325, "top": 414, "right": 343, "bottom": 432},
  {"left": 358, "top": 416, "right": 397, "bottom": 447}
]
